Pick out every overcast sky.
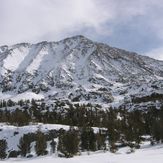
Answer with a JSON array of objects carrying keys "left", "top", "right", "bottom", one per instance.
[{"left": 0, "top": 0, "right": 163, "bottom": 60}]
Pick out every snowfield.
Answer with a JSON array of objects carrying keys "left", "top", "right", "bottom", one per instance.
[
  {"left": 0, "top": 92, "right": 44, "bottom": 102},
  {"left": 4, "top": 143, "right": 163, "bottom": 163},
  {"left": 1, "top": 123, "right": 163, "bottom": 163},
  {"left": 0, "top": 123, "right": 104, "bottom": 152}
]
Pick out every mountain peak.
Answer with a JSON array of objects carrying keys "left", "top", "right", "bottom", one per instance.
[
  {"left": 65, "top": 35, "right": 89, "bottom": 40},
  {"left": 59, "top": 35, "right": 92, "bottom": 44},
  {"left": 0, "top": 36, "right": 163, "bottom": 107}
]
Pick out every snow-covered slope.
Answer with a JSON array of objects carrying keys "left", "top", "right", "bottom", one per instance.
[
  {"left": 4, "top": 141, "right": 163, "bottom": 163},
  {"left": 0, "top": 35, "right": 163, "bottom": 107},
  {"left": 1, "top": 123, "right": 163, "bottom": 163},
  {"left": 0, "top": 123, "right": 103, "bottom": 156}
]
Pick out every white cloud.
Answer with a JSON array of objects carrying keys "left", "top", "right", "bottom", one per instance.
[
  {"left": 0, "top": 0, "right": 157, "bottom": 44},
  {"left": 0, "top": 0, "right": 112, "bottom": 45},
  {"left": 145, "top": 47, "right": 163, "bottom": 61},
  {"left": 0, "top": 0, "right": 163, "bottom": 62}
]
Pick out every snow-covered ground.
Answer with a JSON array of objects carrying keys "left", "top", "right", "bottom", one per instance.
[
  {"left": 0, "top": 123, "right": 163, "bottom": 162},
  {"left": 4, "top": 143, "right": 163, "bottom": 163},
  {"left": 0, "top": 123, "right": 104, "bottom": 152},
  {"left": 0, "top": 92, "right": 44, "bottom": 102}
]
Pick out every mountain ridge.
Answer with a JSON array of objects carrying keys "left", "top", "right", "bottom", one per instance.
[{"left": 0, "top": 35, "right": 163, "bottom": 109}]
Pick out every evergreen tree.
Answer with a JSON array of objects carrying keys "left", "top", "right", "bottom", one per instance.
[
  {"left": 80, "top": 127, "right": 97, "bottom": 152},
  {"left": 159, "top": 106, "right": 163, "bottom": 142},
  {"left": 96, "top": 130, "right": 107, "bottom": 151},
  {"left": 58, "top": 128, "right": 79, "bottom": 157},
  {"left": 108, "top": 128, "right": 118, "bottom": 153},
  {"left": 50, "top": 139, "right": 56, "bottom": 154},
  {"left": 11, "top": 109, "right": 30, "bottom": 126},
  {"left": 7, "top": 99, "right": 15, "bottom": 107},
  {"left": 0, "top": 139, "right": 7, "bottom": 159},
  {"left": 18, "top": 134, "right": 31, "bottom": 157},
  {"left": 35, "top": 131, "right": 47, "bottom": 156}
]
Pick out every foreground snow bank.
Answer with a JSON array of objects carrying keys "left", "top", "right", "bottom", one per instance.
[
  {"left": 4, "top": 144, "right": 163, "bottom": 163},
  {"left": 1, "top": 123, "right": 163, "bottom": 163}
]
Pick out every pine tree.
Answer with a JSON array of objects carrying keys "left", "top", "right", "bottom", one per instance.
[
  {"left": 159, "top": 106, "right": 163, "bottom": 142},
  {"left": 96, "top": 130, "right": 107, "bottom": 151},
  {"left": 35, "top": 131, "right": 47, "bottom": 156},
  {"left": 0, "top": 139, "right": 7, "bottom": 159},
  {"left": 18, "top": 134, "right": 31, "bottom": 157},
  {"left": 108, "top": 128, "right": 118, "bottom": 153},
  {"left": 7, "top": 99, "right": 15, "bottom": 107},
  {"left": 58, "top": 128, "right": 79, "bottom": 157},
  {"left": 11, "top": 109, "right": 30, "bottom": 126},
  {"left": 80, "top": 127, "right": 97, "bottom": 152},
  {"left": 151, "top": 119, "right": 161, "bottom": 142},
  {"left": 50, "top": 139, "right": 56, "bottom": 154}
]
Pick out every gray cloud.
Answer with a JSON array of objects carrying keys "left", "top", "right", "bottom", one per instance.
[
  {"left": 0, "top": 0, "right": 163, "bottom": 60},
  {"left": 0, "top": 0, "right": 110, "bottom": 44}
]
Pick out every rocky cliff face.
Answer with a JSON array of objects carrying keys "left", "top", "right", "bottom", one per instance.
[{"left": 0, "top": 35, "right": 163, "bottom": 108}]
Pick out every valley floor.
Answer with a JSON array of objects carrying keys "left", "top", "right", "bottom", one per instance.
[{"left": 4, "top": 143, "right": 163, "bottom": 163}]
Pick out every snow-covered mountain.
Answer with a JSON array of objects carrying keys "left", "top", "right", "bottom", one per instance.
[{"left": 0, "top": 35, "right": 163, "bottom": 108}]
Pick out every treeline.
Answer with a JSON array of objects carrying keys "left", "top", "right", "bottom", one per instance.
[
  {"left": 0, "top": 99, "right": 163, "bottom": 159},
  {"left": 0, "top": 127, "right": 108, "bottom": 159},
  {"left": 132, "top": 93, "right": 163, "bottom": 103}
]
